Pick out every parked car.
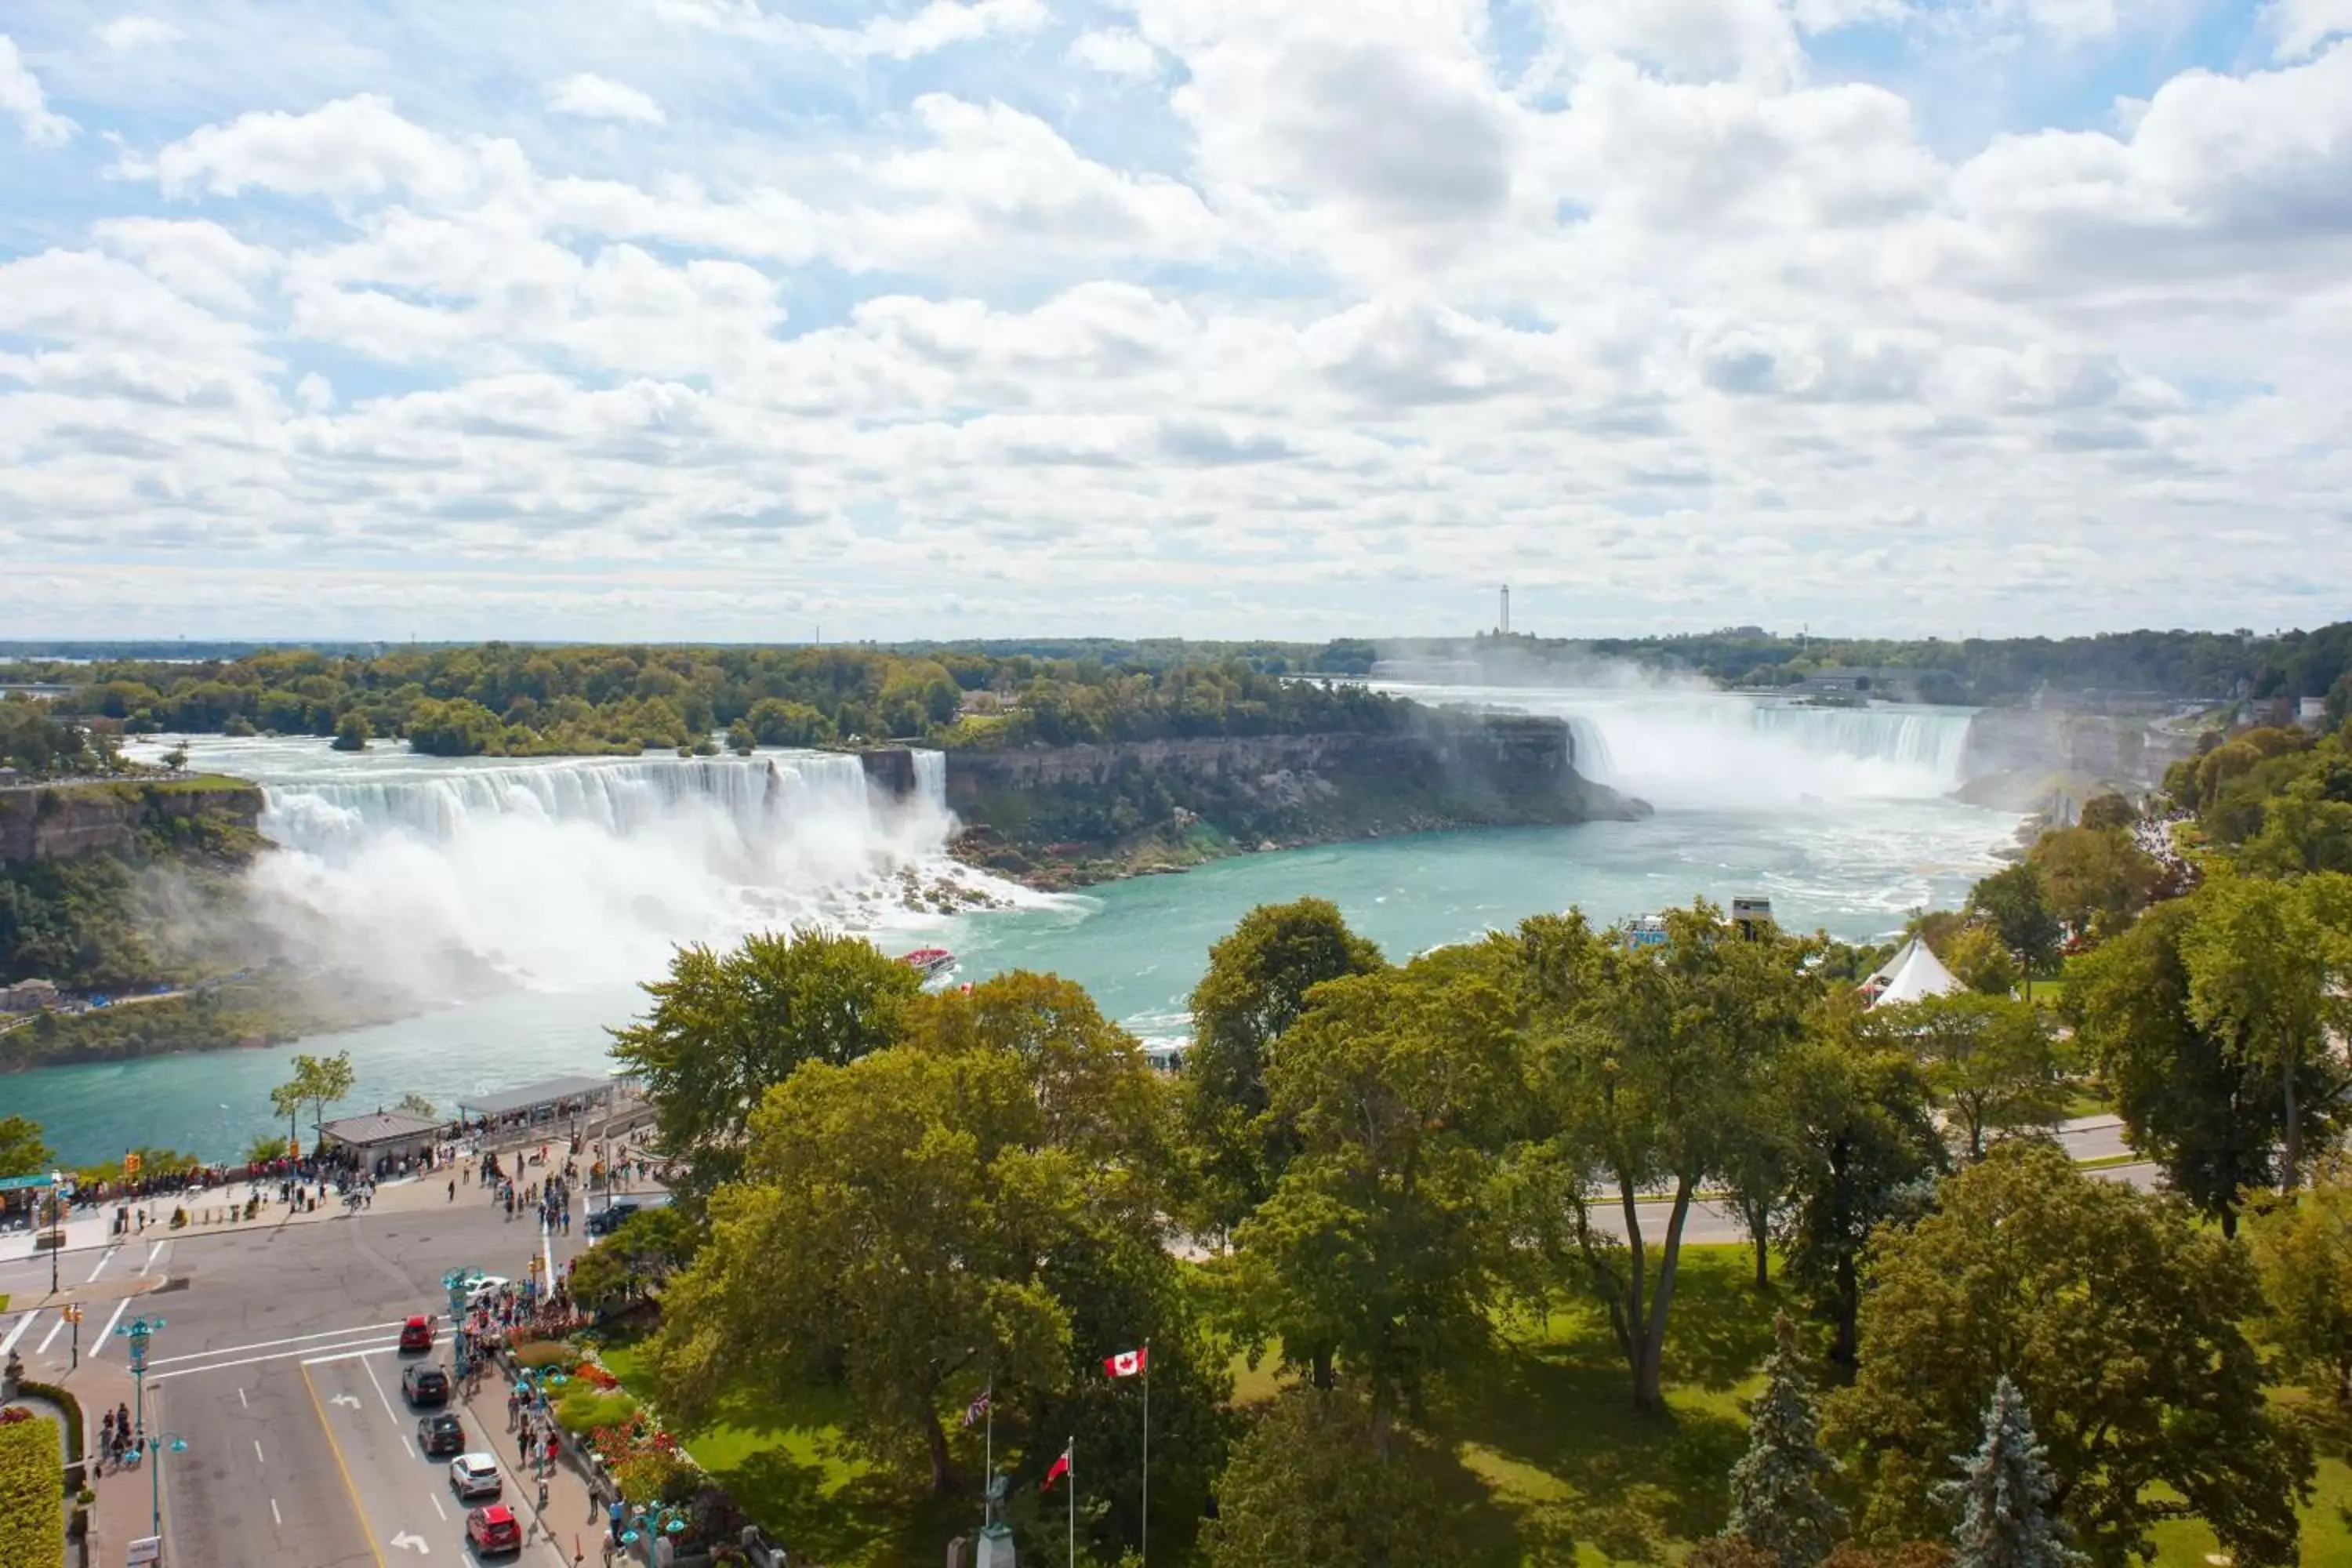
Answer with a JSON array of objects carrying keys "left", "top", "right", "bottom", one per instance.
[
  {"left": 397, "top": 1314, "right": 434, "bottom": 1352},
  {"left": 416, "top": 1412, "right": 465, "bottom": 1457},
  {"left": 466, "top": 1504, "right": 523, "bottom": 1556},
  {"left": 402, "top": 1363, "right": 451, "bottom": 1406},
  {"left": 449, "top": 1452, "right": 503, "bottom": 1501},
  {"left": 584, "top": 1202, "right": 640, "bottom": 1237}
]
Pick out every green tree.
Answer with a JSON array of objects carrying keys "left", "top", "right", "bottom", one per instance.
[
  {"left": 1936, "top": 924, "right": 2019, "bottom": 997},
  {"left": 2066, "top": 898, "right": 2296, "bottom": 1236},
  {"left": 0, "top": 1113, "right": 54, "bottom": 1178},
  {"left": 1880, "top": 993, "right": 2066, "bottom": 1161},
  {"left": 268, "top": 1050, "right": 354, "bottom": 1147},
  {"left": 395, "top": 1092, "right": 437, "bottom": 1119},
  {"left": 572, "top": 1205, "right": 704, "bottom": 1316},
  {"left": 1827, "top": 1143, "right": 2310, "bottom": 1566},
  {"left": 2077, "top": 793, "right": 2136, "bottom": 833},
  {"left": 2181, "top": 871, "right": 2352, "bottom": 1190},
  {"left": 331, "top": 710, "right": 372, "bottom": 751},
  {"left": 1965, "top": 866, "right": 2060, "bottom": 975},
  {"left": 1934, "top": 1377, "right": 2074, "bottom": 1568},
  {"left": 1513, "top": 902, "right": 1818, "bottom": 1410},
  {"left": 1776, "top": 1012, "right": 1945, "bottom": 1367},
  {"left": 1726, "top": 1314, "right": 1844, "bottom": 1568},
  {"left": 2028, "top": 827, "right": 2157, "bottom": 942},
  {"left": 609, "top": 927, "right": 921, "bottom": 1204},
  {"left": 2242, "top": 1160, "right": 2352, "bottom": 1404},
  {"left": 243, "top": 1131, "right": 289, "bottom": 1167},
  {"left": 1198, "top": 1388, "right": 1478, "bottom": 1568},
  {"left": 403, "top": 697, "right": 503, "bottom": 757},
  {"left": 650, "top": 973, "right": 1166, "bottom": 1502},
  {"left": 1179, "top": 898, "right": 1384, "bottom": 1236},
  {"left": 1228, "top": 942, "right": 1519, "bottom": 1427}
]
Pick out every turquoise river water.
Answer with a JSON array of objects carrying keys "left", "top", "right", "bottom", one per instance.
[{"left": 8, "top": 687, "right": 2018, "bottom": 1164}]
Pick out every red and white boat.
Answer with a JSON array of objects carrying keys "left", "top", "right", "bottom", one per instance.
[{"left": 898, "top": 947, "right": 957, "bottom": 983}]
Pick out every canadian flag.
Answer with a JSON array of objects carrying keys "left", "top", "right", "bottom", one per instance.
[
  {"left": 1102, "top": 1346, "right": 1148, "bottom": 1378},
  {"left": 1040, "top": 1443, "right": 1073, "bottom": 1493}
]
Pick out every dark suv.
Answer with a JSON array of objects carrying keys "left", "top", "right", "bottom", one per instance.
[
  {"left": 585, "top": 1201, "right": 640, "bottom": 1236},
  {"left": 401, "top": 1363, "right": 451, "bottom": 1406}
]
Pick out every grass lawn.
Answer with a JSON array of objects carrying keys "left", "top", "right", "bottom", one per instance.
[{"left": 595, "top": 1249, "right": 2352, "bottom": 1566}]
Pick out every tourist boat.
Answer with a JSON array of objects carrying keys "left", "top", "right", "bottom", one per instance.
[{"left": 898, "top": 947, "right": 957, "bottom": 983}]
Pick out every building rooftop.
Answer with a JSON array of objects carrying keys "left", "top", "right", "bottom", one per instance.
[
  {"left": 320, "top": 1110, "right": 444, "bottom": 1147},
  {"left": 456, "top": 1074, "right": 616, "bottom": 1118}
]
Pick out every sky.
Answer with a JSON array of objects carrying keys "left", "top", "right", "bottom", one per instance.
[{"left": 0, "top": 1, "right": 2348, "bottom": 644}]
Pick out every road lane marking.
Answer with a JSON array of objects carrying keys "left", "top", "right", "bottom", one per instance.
[
  {"left": 270, "top": 1497, "right": 281, "bottom": 1526},
  {"left": 85, "top": 1245, "right": 119, "bottom": 1284},
  {"left": 151, "top": 1338, "right": 397, "bottom": 1381},
  {"left": 361, "top": 1351, "right": 402, "bottom": 1425},
  {"left": 299, "top": 1345, "right": 400, "bottom": 1368},
  {"left": 150, "top": 1321, "right": 408, "bottom": 1365},
  {"left": 142, "top": 1239, "right": 168, "bottom": 1271},
  {"left": 431, "top": 1492, "right": 447, "bottom": 1520},
  {"left": 299, "top": 1360, "right": 389, "bottom": 1568},
  {"left": 1, "top": 1312, "right": 39, "bottom": 1356},
  {"left": 390, "top": 1532, "right": 430, "bottom": 1553},
  {"left": 238, "top": 1387, "right": 248, "bottom": 1409},
  {"left": 38, "top": 1316, "right": 66, "bottom": 1353},
  {"left": 89, "top": 1296, "right": 130, "bottom": 1356},
  {"left": 254, "top": 1439, "right": 266, "bottom": 1463}
]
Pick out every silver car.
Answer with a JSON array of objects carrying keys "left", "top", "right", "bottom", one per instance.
[{"left": 449, "top": 1452, "right": 503, "bottom": 1502}]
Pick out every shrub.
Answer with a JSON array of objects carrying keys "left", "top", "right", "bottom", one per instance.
[
  {"left": 555, "top": 1389, "right": 639, "bottom": 1435},
  {"left": 0, "top": 1412, "right": 64, "bottom": 1568},
  {"left": 513, "top": 1341, "right": 579, "bottom": 1370}
]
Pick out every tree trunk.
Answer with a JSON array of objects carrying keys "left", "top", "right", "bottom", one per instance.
[
  {"left": 922, "top": 1407, "right": 955, "bottom": 1497},
  {"left": 1632, "top": 1178, "right": 1695, "bottom": 1413},
  {"left": 1310, "top": 1350, "right": 1334, "bottom": 1391},
  {"left": 1748, "top": 1201, "right": 1770, "bottom": 1290},
  {"left": 2282, "top": 1053, "right": 2303, "bottom": 1193}
]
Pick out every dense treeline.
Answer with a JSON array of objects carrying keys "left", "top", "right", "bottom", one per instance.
[
  {"left": 4, "top": 644, "right": 1401, "bottom": 758},
  {"left": 1473, "top": 621, "right": 2352, "bottom": 703}
]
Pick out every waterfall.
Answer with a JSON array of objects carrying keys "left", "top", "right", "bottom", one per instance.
[
  {"left": 1563, "top": 698, "right": 1976, "bottom": 808},
  {"left": 135, "top": 738, "right": 1016, "bottom": 1002},
  {"left": 911, "top": 748, "right": 947, "bottom": 811}
]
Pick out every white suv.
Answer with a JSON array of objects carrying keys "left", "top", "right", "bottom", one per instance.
[{"left": 449, "top": 1452, "right": 503, "bottom": 1501}]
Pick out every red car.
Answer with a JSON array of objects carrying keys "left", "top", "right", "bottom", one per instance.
[
  {"left": 466, "top": 1504, "right": 523, "bottom": 1556},
  {"left": 398, "top": 1315, "right": 434, "bottom": 1352}
]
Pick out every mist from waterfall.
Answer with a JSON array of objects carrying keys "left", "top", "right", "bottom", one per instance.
[
  {"left": 140, "top": 736, "right": 1004, "bottom": 1004},
  {"left": 1376, "top": 681, "right": 1977, "bottom": 809}
]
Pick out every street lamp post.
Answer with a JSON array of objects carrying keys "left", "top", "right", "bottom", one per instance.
[
  {"left": 48, "top": 1170, "right": 64, "bottom": 1296},
  {"left": 114, "top": 1315, "right": 167, "bottom": 1534}
]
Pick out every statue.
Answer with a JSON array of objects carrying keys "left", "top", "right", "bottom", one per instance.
[{"left": 974, "top": 1474, "right": 1016, "bottom": 1568}]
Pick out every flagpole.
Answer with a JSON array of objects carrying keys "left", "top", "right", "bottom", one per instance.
[
  {"left": 1142, "top": 1338, "right": 1151, "bottom": 1568},
  {"left": 1069, "top": 1434, "right": 1077, "bottom": 1568}
]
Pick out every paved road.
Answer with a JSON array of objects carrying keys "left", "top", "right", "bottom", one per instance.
[{"left": 4, "top": 1183, "right": 585, "bottom": 1567}]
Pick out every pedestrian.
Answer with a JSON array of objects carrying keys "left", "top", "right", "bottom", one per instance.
[{"left": 448, "top": 1179, "right": 456, "bottom": 1203}]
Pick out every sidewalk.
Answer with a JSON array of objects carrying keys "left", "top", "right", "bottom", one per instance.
[
  {"left": 0, "top": 1169, "right": 483, "bottom": 1267},
  {"left": 463, "top": 1358, "right": 606, "bottom": 1568}
]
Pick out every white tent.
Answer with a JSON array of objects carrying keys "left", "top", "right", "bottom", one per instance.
[{"left": 1861, "top": 936, "right": 1965, "bottom": 1007}]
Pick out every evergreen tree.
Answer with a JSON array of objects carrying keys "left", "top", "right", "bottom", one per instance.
[
  {"left": 1934, "top": 1377, "right": 2075, "bottom": 1568},
  {"left": 1727, "top": 1314, "right": 1845, "bottom": 1568}
]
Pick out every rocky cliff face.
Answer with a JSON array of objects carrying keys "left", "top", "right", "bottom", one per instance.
[
  {"left": 903, "top": 714, "right": 1648, "bottom": 887},
  {"left": 0, "top": 780, "right": 265, "bottom": 866}
]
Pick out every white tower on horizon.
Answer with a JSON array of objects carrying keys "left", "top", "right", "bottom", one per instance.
[{"left": 1499, "top": 585, "right": 1511, "bottom": 636}]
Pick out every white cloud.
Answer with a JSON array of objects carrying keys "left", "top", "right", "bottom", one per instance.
[
  {"left": 97, "top": 15, "right": 183, "bottom": 50},
  {"left": 145, "top": 94, "right": 521, "bottom": 203},
  {"left": 7, "top": 7, "right": 2352, "bottom": 636},
  {"left": 1068, "top": 27, "right": 1161, "bottom": 78},
  {"left": 546, "top": 73, "right": 666, "bottom": 125},
  {"left": 2268, "top": 0, "right": 2352, "bottom": 58},
  {"left": 653, "top": 0, "right": 1048, "bottom": 59},
  {"left": 0, "top": 34, "right": 75, "bottom": 146}
]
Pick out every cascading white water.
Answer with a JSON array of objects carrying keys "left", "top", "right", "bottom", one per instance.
[
  {"left": 1385, "top": 682, "right": 1977, "bottom": 809},
  {"left": 137, "top": 736, "right": 993, "bottom": 1002}
]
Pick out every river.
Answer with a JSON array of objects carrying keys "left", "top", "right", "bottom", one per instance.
[{"left": 9, "top": 688, "right": 2019, "bottom": 1164}]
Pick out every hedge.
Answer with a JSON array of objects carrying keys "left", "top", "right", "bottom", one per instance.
[
  {"left": 16, "top": 1383, "right": 82, "bottom": 1463},
  {"left": 0, "top": 1411, "right": 65, "bottom": 1568}
]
